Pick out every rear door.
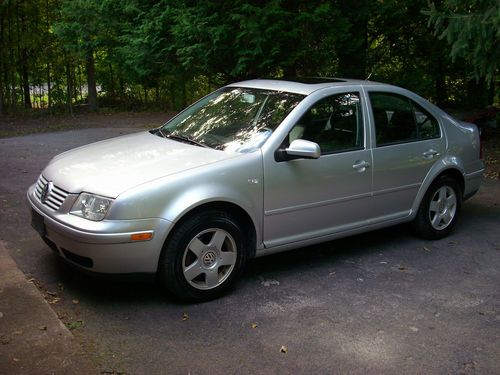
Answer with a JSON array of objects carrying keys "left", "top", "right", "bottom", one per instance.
[{"left": 367, "top": 90, "right": 445, "bottom": 220}]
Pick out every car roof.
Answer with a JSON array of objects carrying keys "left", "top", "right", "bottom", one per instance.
[{"left": 227, "top": 78, "right": 390, "bottom": 95}]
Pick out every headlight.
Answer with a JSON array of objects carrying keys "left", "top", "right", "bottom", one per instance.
[{"left": 70, "top": 193, "right": 113, "bottom": 221}]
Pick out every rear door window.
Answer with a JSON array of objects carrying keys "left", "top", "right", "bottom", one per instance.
[{"left": 369, "top": 92, "right": 440, "bottom": 146}]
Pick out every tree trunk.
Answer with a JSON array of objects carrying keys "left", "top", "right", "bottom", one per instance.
[
  {"left": 434, "top": 58, "right": 447, "bottom": 108},
  {"left": 466, "top": 77, "right": 488, "bottom": 109},
  {"left": 118, "top": 75, "right": 125, "bottom": 101},
  {"left": 0, "top": 11, "right": 4, "bottom": 115},
  {"left": 6, "top": 1, "right": 14, "bottom": 111},
  {"left": 46, "top": 62, "right": 51, "bottom": 110},
  {"left": 15, "top": 0, "right": 31, "bottom": 109},
  {"left": 487, "top": 79, "right": 495, "bottom": 106},
  {"left": 0, "top": 67, "right": 3, "bottom": 114},
  {"left": 21, "top": 49, "right": 31, "bottom": 108},
  {"left": 86, "top": 50, "right": 98, "bottom": 111},
  {"left": 46, "top": 0, "right": 51, "bottom": 110},
  {"left": 108, "top": 62, "right": 115, "bottom": 97},
  {"left": 65, "top": 57, "right": 73, "bottom": 116}
]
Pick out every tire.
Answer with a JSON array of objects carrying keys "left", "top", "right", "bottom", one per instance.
[
  {"left": 157, "top": 210, "right": 248, "bottom": 302},
  {"left": 413, "top": 175, "right": 462, "bottom": 240}
]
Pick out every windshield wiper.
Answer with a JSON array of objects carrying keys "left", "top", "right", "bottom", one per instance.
[
  {"left": 164, "top": 133, "right": 210, "bottom": 148},
  {"left": 157, "top": 127, "right": 168, "bottom": 139}
]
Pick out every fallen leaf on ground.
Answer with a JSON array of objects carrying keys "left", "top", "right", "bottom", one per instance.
[
  {"left": 66, "top": 320, "right": 84, "bottom": 330},
  {"left": 462, "top": 360, "right": 478, "bottom": 371},
  {"left": 182, "top": 313, "right": 189, "bottom": 321},
  {"left": 261, "top": 279, "right": 280, "bottom": 287},
  {"left": 72, "top": 299, "right": 79, "bottom": 304},
  {"left": 251, "top": 323, "right": 258, "bottom": 329},
  {"left": 280, "top": 345, "right": 288, "bottom": 354},
  {"left": 13, "top": 357, "right": 20, "bottom": 362},
  {"left": 1, "top": 335, "right": 11, "bottom": 345}
]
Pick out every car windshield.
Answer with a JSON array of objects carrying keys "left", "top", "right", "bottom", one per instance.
[{"left": 159, "top": 87, "right": 304, "bottom": 152}]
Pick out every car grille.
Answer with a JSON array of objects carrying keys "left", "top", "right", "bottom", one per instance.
[{"left": 34, "top": 175, "right": 69, "bottom": 211}]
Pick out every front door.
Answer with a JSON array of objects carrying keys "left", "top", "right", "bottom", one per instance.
[{"left": 263, "top": 91, "right": 373, "bottom": 248}]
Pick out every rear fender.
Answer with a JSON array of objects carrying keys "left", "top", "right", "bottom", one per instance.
[{"left": 409, "top": 156, "right": 465, "bottom": 218}]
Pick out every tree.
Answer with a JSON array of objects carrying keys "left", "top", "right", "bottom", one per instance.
[
  {"left": 334, "top": 0, "right": 372, "bottom": 79},
  {"left": 426, "top": 0, "right": 499, "bottom": 83},
  {"left": 54, "top": 0, "right": 103, "bottom": 111}
]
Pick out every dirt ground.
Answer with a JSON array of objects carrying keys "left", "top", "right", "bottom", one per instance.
[
  {"left": 482, "top": 128, "right": 500, "bottom": 180},
  {"left": 0, "top": 110, "right": 174, "bottom": 138}
]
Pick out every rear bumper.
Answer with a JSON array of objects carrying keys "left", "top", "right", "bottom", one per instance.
[
  {"left": 27, "top": 185, "right": 172, "bottom": 274},
  {"left": 463, "top": 169, "right": 483, "bottom": 200}
]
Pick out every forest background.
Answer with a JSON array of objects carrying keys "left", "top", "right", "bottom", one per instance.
[{"left": 0, "top": 0, "right": 498, "bottom": 116}]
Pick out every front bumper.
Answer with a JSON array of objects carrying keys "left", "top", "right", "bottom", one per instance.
[{"left": 27, "top": 184, "right": 172, "bottom": 274}]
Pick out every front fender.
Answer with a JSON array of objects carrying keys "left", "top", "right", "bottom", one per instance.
[{"left": 107, "top": 151, "right": 264, "bottom": 248}]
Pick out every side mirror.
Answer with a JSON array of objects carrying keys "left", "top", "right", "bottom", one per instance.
[{"left": 275, "top": 139, "right": 321, "bottom": 161}]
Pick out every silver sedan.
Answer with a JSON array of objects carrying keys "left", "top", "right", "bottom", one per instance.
[{"left": 27, "top": 78, "right": 484, "bottom": 301}]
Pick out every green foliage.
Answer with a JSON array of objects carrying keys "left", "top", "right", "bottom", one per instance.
[
  {"left": 0, "top": 0, "right": 497, "bottom": 115},
  {"left": 426, "top": 0, "right": 500, "bottom": 82},
  {"left": 169, "top": 1, "right": 339, "bottom": 79},
  {"left": 53, "top": 0, "right": 102, "bottom": 54}
]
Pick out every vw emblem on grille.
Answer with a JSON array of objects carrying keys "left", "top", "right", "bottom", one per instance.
[{"left": 41, "top": 181, "right": 53, "bottom": 203}]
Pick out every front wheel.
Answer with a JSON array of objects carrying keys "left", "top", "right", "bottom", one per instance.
[
  {"left": 158, "top": 210, "right": 248, "bottom": 302},
  {"left": 413, "top": 175, "right": 462, "bottom": 240}
]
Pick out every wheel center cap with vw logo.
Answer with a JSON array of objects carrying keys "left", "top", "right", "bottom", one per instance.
[
  {"left": 41, "top": 181, "right": 53, "bottom": 203},
  {"left": 202, "top": 250, "right": 217, "bottom": 267}
]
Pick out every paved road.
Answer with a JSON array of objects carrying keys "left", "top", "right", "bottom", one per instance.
[{"left": 1, "top": 129, "right": 499, "bottom": 374}]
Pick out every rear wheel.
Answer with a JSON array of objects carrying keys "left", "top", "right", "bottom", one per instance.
[
  {"left": 158, "top": 210, "right": 248, "bottom": 302},
  {"left": 413, "top": 175, "right": 462, "bottom": 240}
]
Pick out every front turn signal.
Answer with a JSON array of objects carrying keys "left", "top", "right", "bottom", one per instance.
[{"left": 130, "top": 232, "right": 153, "bottom": 241}]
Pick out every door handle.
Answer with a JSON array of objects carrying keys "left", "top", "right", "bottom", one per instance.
[
  {"left": 352, "top": 160, "right": 370, "bottom": 171},
  {"left": 422, "top": 149, "right": 440, "bottom": 158}
]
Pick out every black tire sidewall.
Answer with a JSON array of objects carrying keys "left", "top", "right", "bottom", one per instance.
[{"left": 158, "top": 210, "right": 247, "bottom": 302}]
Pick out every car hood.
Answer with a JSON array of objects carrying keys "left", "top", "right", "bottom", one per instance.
[{"left": 42, "top": 131, "right": 239, "bottom": 198}]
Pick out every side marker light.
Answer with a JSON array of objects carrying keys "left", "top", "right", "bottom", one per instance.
[{"left": 131, "top": 232, "right": 153, "bottom": 241}]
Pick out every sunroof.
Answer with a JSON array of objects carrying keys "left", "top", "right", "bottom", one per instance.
[{"left": 275, "top": 77, "right": 346, "bottom": 84}]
